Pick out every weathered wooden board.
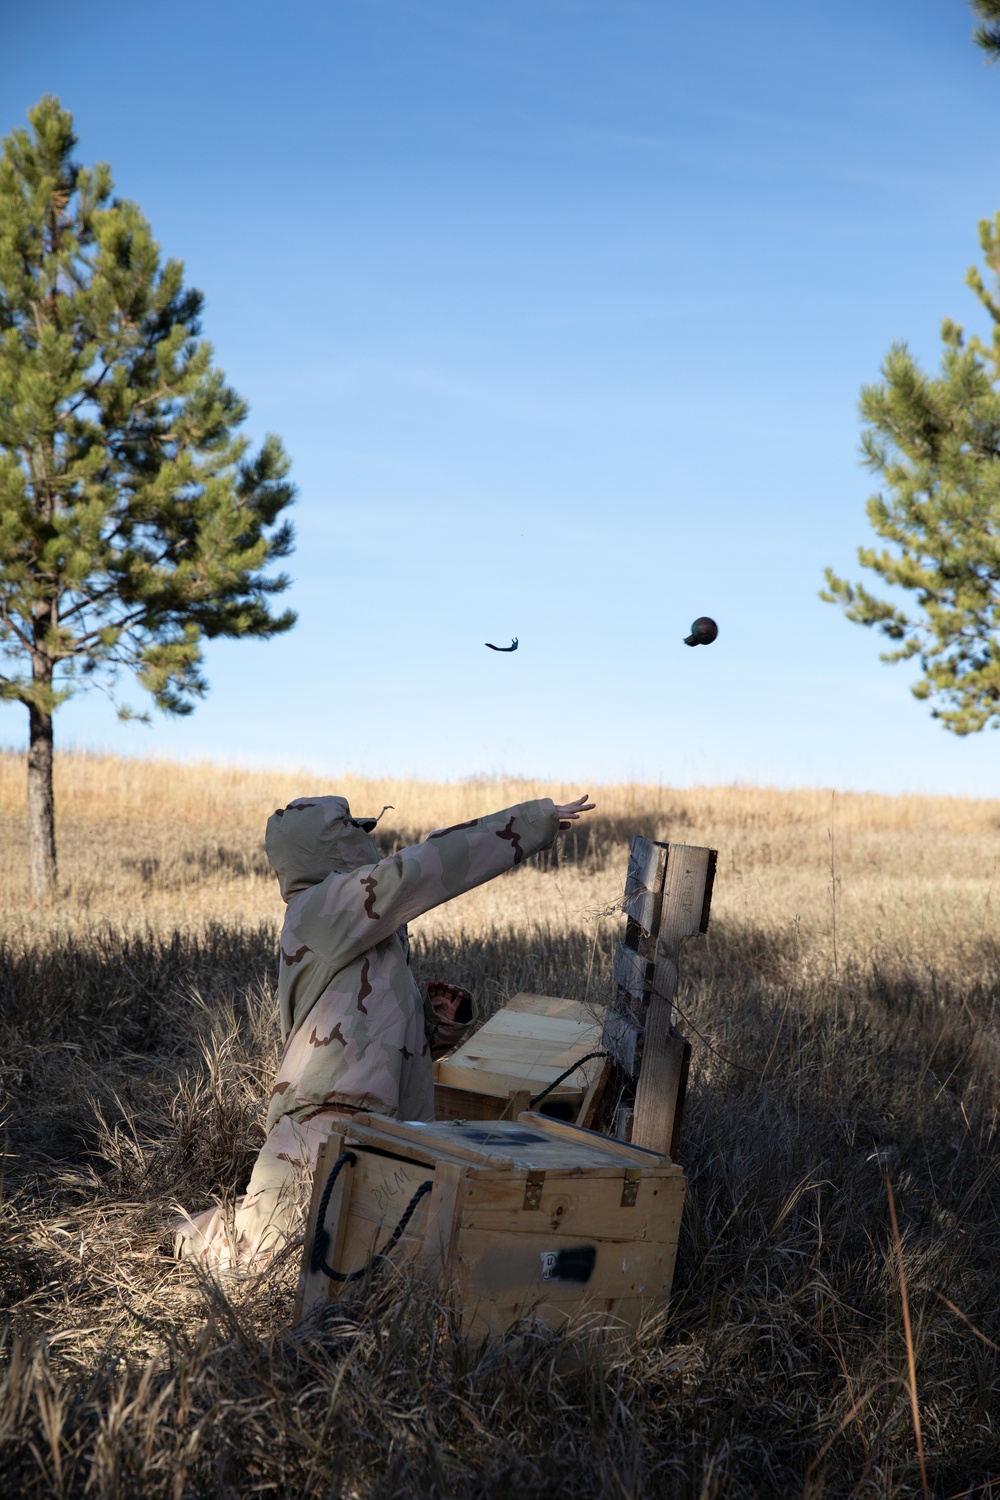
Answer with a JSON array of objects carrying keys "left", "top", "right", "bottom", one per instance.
[
  {"left": 574, "top": 1056, "right": 615, "bottom": 1129},
  {"left": 505, "top": 993, "right": 597, "bottom": 1018},
  {"left": 632, "top": 844, "right": 716, "bottom": 1156},
  {"left": 621, "top": 836, "right": 667, "bottom": 935},
  {"left": 601, "top": 1004, "right": 644, "bottom": 1077},
  {"left": 435, "top": 1084, "right": 531, "bottom": 1123},
  {"left": 612, "top": 940, "right": 651, "bottom": 1009}
]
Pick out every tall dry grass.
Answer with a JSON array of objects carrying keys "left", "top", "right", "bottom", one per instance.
[{"left": 1, "top": 749, "right": 999, "bottom": 1497}]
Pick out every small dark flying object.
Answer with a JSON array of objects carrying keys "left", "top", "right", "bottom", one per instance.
[
  {"left": 684, "top": 617, "right": 718, "bottom": 647},
  {"left": 485, "top": 638, "right": 518, "bottom": 652}
]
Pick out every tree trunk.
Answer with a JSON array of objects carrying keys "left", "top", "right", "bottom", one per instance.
[{"left": 27, "top": 700, "right": 57, "bottom": 904}]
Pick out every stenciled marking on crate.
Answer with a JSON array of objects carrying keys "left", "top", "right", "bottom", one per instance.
[
  {"left": 370, "top": 1161, "right": 421, "bottom": 1216},
  {"left": 539, "top": 1246, "right": 597, "bottom": 1284},
  {"left": 454, "top": 1126, "right": 550, "bottom": 1147}
]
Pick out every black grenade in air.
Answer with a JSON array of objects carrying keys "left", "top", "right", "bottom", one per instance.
[{"left": 684, "top": 616, "right": 718, "bottom": 647}]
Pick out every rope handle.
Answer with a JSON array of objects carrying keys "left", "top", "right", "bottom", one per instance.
[
  {"left": 530, "top": 1050, "right": 610, "bottom": 1108},
  {"left": 310, "top": 1150, "right": 434, "bottom": 1282}
]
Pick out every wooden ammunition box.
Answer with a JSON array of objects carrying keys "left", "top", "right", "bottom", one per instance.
[
  {"left": 433, "top": 992, "right": 604, "bottom": 1124},
  {"left": 296, "top": 1112, "right": 685, "bottom": 1338}
]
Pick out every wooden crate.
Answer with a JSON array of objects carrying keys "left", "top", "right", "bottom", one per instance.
[
  {"left": 296, "top": 1112, "right": 685, "bottom": 1338},
  {"left": 433, "top": 992, "right": 604, "bottom": 1122}
]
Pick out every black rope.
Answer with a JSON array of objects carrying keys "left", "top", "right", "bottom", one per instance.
[
  {"left": 310, "top": 1150, "right": 434, "bottom": 1282},
  {"left": 530, "top": 1050, "right": 610, "bottom": 1108},
  {"left": 310, "top": 1150, "right": 357, "bottom": 1273}
]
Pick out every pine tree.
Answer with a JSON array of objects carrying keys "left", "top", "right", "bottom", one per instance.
[
  {"left": 821, "top": 214, "right": 1000, "bottom": 737},
  {"left": 0, "top": 98, "right": 296, "bottom": 902},
  {"left": 971, "top": 0, "right": 1000, "bottom": 58}
]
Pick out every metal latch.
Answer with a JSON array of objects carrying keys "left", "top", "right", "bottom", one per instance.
[
  {"left": 523, "top": 1170, "right": 545, "bottom": 1210},
  {"left": 620, "top": 1169, "right": 640, "bottom": 1208}
]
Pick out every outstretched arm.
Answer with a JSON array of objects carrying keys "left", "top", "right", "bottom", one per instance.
[{"left": 287, "top": 795, "right": 594, "bottom": 971}]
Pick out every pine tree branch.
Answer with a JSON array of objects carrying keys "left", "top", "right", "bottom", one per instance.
[{"left": 64, "top": 360, "right": 113, "bottom": 416}]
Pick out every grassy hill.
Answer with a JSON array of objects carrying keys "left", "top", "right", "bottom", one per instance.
[{"left": 1, "top": 751, "right": 998, "bottom": 1496}]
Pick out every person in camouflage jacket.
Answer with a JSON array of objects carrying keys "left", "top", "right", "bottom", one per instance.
[{"left": 173, "top": 791, "right": 594, "bottom": 1271}]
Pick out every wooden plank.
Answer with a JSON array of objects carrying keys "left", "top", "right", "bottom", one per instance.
[
  {"left": 456, "top": 1009, "right": 600, "bottom": 1043},
  {"left": 434, "top": 1083, "right": 531, "bottom": 1122},
  {"left": 647, "top": 844, "right": 716, "bottom": 1010},
  {"left": 517, "top": 1112, "right": 682, "bottom": 1167},
  {"left": 632, "top": 1026, "right": 688, "bottom": 1158},
  {"left": 295, "top": 1129, "right": 349, "bottom": 1323},
  {"left": 350, "top": 1116, "right": 512, "bottom": 1167},
  {"left": 358, "top": 1116, "right": 633, "bottom": 1172},
  {"left": 459, "top": 1169, "right": 685, "bottom": 1241},
  {"left": 601, "top": 1005, "right": 643, "bottom": 1077},
  {"left": 668, "top": 1033, "right": 692, "bottom": 1161},
  {"left": 418, "top": 1160, "right": 467, "bottom": 1281},
  {"left": 407, "top": 1118, "right": 647, "bottom": 1172},
  {"left": 621, "top": 836, "right": 667, "bottom": 934},
  {"left": 624, "top": 917, "right": 656, "bottom": 960},
  {"left": 632, "top": 845, "right": 715, "bottom": 1157},
  {"left": 336, "top": 1158, "right": 431, "bottom": 1278},
  {"left": 575, "top": 1057, "right": 614, "bottom": 1129},
  {"left": 435, "top": 1060, "right": 590, "bottom": 1100},
  {"left": 458, "top": 1227, "right": 681, "bottom": 1307},
  {"left": 505, "top": 993, "right": 598, "bottom": 1019},
  {"left": 612, "top": 940, "right": 651, "bottom": 1009}
]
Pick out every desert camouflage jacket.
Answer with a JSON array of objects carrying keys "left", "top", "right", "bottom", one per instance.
[{"left": 262, "top": 796, "right": 560, "bottom": 1129}]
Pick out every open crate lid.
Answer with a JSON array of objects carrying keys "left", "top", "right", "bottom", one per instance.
[
  {"left": 342, "top": 1113, "right": 683, "bottom": 1176},
  {"left": 434, "top": 992, "right": 605, "bottom": 1100}
]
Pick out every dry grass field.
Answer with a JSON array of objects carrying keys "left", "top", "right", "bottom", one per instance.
[{"left": 1, "top": 748, "right": 999, "bottom": 1497}]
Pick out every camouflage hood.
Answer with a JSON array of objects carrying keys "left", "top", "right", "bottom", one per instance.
[{"left": 264, "top": 797, "right": 381, "bottom": 900}]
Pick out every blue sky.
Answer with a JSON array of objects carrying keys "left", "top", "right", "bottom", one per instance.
[{"left": 3, "top": 0, "right": 1000, "bottom": 794}]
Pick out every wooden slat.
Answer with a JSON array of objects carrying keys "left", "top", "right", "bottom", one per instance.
[
  {"left": 517, "top": 1112, "right": 681, "bottom": 1166},
  {"left": 669, "top": 1032, "right": 692, "bottom": 1161},
  {"left": 632, "top": 843, "right": 715, "bottom": 1156},
  {"left": 359, "top": 1116, "right": 633, "bottom": 1172},
  {"left": 612, "top": 940, "right": 651, "bottom": 1009},
  {"left": 632, "top": 1023, "right": 690, "bottom": 1158},
  {"left": 621, "top": 836, "right": 667, "bottom": 935},
  {"left": 455, "top": 1009, "right": 599, "bottom": 1043},
  {"left": 435, "top": 1060, "right": 591, "bottom": 1100},
  {"left": 295, "top": 1129, "right": 350, "bottom": 1323},
  {"left": 418, "top": 1159, "right": 466, "bottom": 1280},
  {"left": 575, "top": 1057, "right": 615, "bottom": 1129},
  {"left": 601, "top": 1004, "right": 643, "bottom": 1077},
  {"left": 698, "top": 850, "right": 718, "bottom": 933},
  {"left": 457, "top": 1174, "right": 685, "bottom": 1246},
  {"left": 624, "top": 917, "right": 656, "bottom": 960},
  {"left": 350, "top": 1116, "right": 510, "bottom": 1167},
  {"left": 505, "top": 993, "right": 597, "bottom": 1019},
  {"left": 434, "top": 1084, "right": 531, "bottom": 1122},
  {"left": 647, "top": 844, "right": 716, "bottom": 1010}
]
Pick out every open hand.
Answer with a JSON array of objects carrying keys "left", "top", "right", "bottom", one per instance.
[
  {"left": 555, "top": 794, "right": 596, "bottom": 830},
  {"left": 427, "top": 980, "right": 473, "bottom": 1023}
]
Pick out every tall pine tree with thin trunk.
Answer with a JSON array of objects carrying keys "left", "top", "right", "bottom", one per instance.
[
  {"left": 0, "top": 98, "right": 296, "bottom": 902},
  {"left": 821, "top": 214, "right": 1000, "bottom": 734}
]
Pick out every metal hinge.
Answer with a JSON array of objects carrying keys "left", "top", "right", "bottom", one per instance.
[
  {"left": 620, "top": 1169, "right": 640, "bottom": 1208},
  {"left": 523, "top": 1170, "right": 545, "bottom": 1210}
]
